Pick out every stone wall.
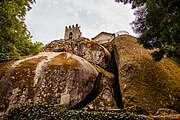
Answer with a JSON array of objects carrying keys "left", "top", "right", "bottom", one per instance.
[{"left": 64, "top": 24, "right": 82, "bottom": 40}]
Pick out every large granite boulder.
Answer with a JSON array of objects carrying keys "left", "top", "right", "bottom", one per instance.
[
  {"left": 112, "top": 35, "right": 180, "bottom": 114},
  {"left": 0, "top": 52, "right": 99, "bottom": 114},
  {"left": 42, "top": 38, "right": 111, "bottom": 69}
]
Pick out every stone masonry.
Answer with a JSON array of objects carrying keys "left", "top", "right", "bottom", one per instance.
[{"left": 64, "top": 24, "right": 82, "bottom": 40}]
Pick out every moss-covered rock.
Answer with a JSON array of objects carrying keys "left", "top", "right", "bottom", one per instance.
[
  {"left": 0, "top": 60, "right": 15, "bottom": 80},
  {"left": 1, "top": 34, "right": 179, "bottom": 117},
  {"left": 0, "top": 52, "right": 99, "bottom": 114},
  {"left": 112, "top": 35, "right": 180, "bottom": 114},
  {"left": 42, "top": 38, "right": 111, "bottom": 69}
]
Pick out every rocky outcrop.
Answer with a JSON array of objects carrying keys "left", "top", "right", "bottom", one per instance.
[
  {"left": 0, "top": 52, "right": 100, "bottom": 114},
  {"left": 42, "top": 38, "right": 111, "bottom": 69},
  {"left": 83, "top": 65, "right": 119, "bottom": 110},
  {"left": 0, "top": 38, "right": 118, "bottom": 115},
  {"left": 112, "top": 35, "right": 180, "bottom": 114},
  {"left": 1, "top": 34, "right": 180, "bottom": 117}
]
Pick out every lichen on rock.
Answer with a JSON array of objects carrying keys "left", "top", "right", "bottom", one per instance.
[
  {"left": 42, "top": 38, "right": 111, "bottom": 69},
  {"left": 0, "top": 52, "right": 99, "bottom": 114},
  {"left": 112, "top": 34, "right": 180, "bottom": 114},
  {"left": 83, "top": 65, "right": 119, "bottom": 110},
  {"left": 0, "top": 34, "right": 180, "bottom": 118}
]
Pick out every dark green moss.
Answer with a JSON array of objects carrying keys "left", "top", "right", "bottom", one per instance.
[{"left": 2, "top": 103, "right": 146, "bottom": 120}]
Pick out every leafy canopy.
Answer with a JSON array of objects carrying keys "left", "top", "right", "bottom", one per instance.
[
  {"left": 116, "top": 0, "right": 180, "bottom": 63},
  {"left": 0, "top": 0, "right": 43, "bottom": 61}
]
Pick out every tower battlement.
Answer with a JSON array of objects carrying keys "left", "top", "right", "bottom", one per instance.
[{"left": 64, "top": 24, "right": 82, "bottom": 40}]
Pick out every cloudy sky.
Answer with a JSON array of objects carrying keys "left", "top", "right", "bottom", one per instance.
[{"left": 25, "top": 0, "right": 135, "bottom": 44}]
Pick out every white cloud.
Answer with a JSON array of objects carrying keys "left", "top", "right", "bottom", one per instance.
[{"left": 25, "top": 0, "right": 135, "bottom": 44}]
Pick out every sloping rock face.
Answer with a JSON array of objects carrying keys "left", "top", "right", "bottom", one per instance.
[
  {"left": 0, "top": 52, "right": 99, "bottom": 114},
  {"left": 112, "top": 35, "right": 180, "bottom": 114},
  {"left": 42, "top": 38, "right": 111, "bottom": 69}
]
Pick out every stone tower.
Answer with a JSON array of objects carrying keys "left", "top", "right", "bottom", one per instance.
[{"left": 64, "top": 24, "right": 82, "bottom": 40}]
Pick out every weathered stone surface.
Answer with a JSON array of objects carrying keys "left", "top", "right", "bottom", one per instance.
[
  {"left": 42, "top": 38, "right": 111, "bottom": 69},
  {"left": 0, "top": 60, "right": 15, "bottom": 80},
  {"left": 112, "top": 35, "right": 180, "bottom": 114},
  {"left": 155, "top": 108, "right": 178, "bottom": 115},
  {"left": 83, "top": 66, "right": 119, "bottom": 110},
  {"left": 0, "top": 52, "right": 99, "bottom": 114}
]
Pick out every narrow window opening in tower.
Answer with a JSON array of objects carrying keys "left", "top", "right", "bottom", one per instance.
[{"left": 69, "top": 32, "right": 73, "bottom": 39}]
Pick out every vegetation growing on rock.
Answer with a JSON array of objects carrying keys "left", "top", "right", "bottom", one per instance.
[
  {"left": 0, "top": 60, "right": 15, "bottom": 79},
  {"left": 0, "top": 52, "right": 100, "bottom": 114},
  {"left": 2, "top": 103, "right": 146, "bottom": 120},
  {"left": 112, "top": 35, "right": 180, "bottom": 114},
  {"left": 42, "top": 38, "right": 111, "bottom": 69},
  {"left": 83, "top": 67, "right": 118, "bottom": 110},
  {"left": 1, "top": 0, "right": 179, "bottom": 119}
]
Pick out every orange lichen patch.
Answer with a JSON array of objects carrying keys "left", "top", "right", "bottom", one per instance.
[
  {"left": 0, "top": 60, "right": 15, "bottom": 79},
  {"left": 87, "top": 41, "right": 99, "bottom": 49},
  {"left": 21, "top": 55, "right": 34, "bottom": 59},
  {"left": 93, "top": 64, "right": 114, "bottom": 80},
  {"left": 11, "top": 56, "right": 47, "bottom": 101},
  {"left": 47, "top": 53, "right": 80, "bottom": 68}
]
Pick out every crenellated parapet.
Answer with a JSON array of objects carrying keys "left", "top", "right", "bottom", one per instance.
[{"left": 64, "top": 24, "right": 82, "bottom": 40}]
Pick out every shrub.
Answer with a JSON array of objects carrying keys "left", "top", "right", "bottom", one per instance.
[{"left": 2, "top": 103, "right": 146, "bottom": 120}]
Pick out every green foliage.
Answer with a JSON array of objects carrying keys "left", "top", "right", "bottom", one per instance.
[
  {"left": 151, "top": 50, "right": 165, "bottom": 61},
  {"left": 89, "top": 40, "right": 97, "bottom": 43},
  {"left": 115, "top": 0, "right": 180, "bottom": 63},
  {"left": 0, "top": 0, "right": 43, "bottom": 61},
  {"left": 30, "top": 42, "right": 44, "bottom": 55},
  {"left": 2, "top": 103, "right": 146, "bottom": 120}
]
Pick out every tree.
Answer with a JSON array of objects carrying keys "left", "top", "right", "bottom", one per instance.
[
  {"left": 0, "top": 0, "right": 42, "bottom": 61},
  {"left": 115, "top": 0, "right": 180, "bottom": 63}
]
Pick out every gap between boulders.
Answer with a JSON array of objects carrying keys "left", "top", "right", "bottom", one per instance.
[
  {"left": 111, "top": 50, "right": 124, "bottom": 109},
  {"left": 70, "top": 50, "right": 124, "bottom": 110},
  {"left": 70, "top": 73, "right": 103, "bottom": 109}
]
